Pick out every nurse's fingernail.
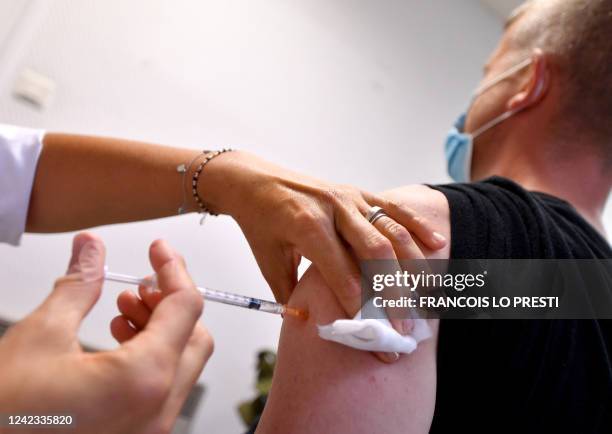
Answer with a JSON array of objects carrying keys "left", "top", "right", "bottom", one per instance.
[
  {"left": 141, "top": 275, "right": 159, "bottom": 293},
  {"left": 78, "top": 240, "right": 105, "bottom": 282},
  {"left": 433, "top": 232, "right": 447, "bottom": 245},
  {"left": 375, "top": 351, "right": 400, "bottom": 363},
  {"left": 382, "top": 352, "right": 400, "bottom": 363}
]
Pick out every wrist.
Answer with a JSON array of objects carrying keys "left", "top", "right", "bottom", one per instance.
[{"left": 193, "top": 150, "right": 247, "bottom": 216}]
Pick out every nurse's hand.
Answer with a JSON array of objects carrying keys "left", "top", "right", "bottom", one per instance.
[
  {"left": 0, "top": 233, "right": 212, "bottom": 434},
  {"left": 199, "top": 151, "right": 447, "bottom": 321}
]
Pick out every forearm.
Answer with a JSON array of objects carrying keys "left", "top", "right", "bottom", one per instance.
[{"left": 27, "top": 133, "right": 207, "bottom": 232}]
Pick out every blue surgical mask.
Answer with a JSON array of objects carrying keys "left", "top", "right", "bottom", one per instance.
[
  {"left": 445, "top": 113, "right": 472, "bottom": 183},
  {"left": 445, "top": 58, "right": 534, "bottom": 182}
]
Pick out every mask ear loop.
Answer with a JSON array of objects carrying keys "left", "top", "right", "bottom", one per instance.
[
  {"left": 472, "top": 110, "right": 516, "bottom": 138},
  {"left": 474, "top": 57, "right": 533, "bottom": 96},
  {"left": 461, "top": 134, "right": 474, "bottom": 182},
  {"left": 470, "top": 57, "right": 538, "bottom": 139}
]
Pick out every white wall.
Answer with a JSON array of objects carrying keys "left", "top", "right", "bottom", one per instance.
[
  {"left": 480, "top": 0, "right": 524, "bottom": 18},
  {"left": 0, "top": 1, "right": 609, "bottom": 432}
]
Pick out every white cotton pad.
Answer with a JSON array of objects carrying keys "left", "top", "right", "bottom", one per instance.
[{"left": 317, "top": 301, "right": 431, "bottom": 354}]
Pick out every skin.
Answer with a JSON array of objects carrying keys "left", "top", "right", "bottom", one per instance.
[
  {"left": 0, "top": 232, "right": 212, "bottom": 434},
  {"left": 257, "top": 4, "right": 611, "bottom": 433}
]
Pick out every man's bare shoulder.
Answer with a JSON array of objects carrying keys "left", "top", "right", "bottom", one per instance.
[
  {"left": 381, "top": 184, "right": 449, "bottom": 223},
  {"left": 379, "top": 184, "right": 451, "bottom": 258}
]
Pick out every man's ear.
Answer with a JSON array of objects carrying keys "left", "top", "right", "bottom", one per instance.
[{"left": 507, "top": 49, "right": 549, "bottom": 111}]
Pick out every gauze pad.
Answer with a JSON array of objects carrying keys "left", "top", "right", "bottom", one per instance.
[{"left": 317, "top": 300, "right": 431, "bottom": 354}]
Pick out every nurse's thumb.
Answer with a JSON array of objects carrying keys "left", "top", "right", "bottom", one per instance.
[{"left": 39, "top": 232, "right": 106, "bottom": 333}]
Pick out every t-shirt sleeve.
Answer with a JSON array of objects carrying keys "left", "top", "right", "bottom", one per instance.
[
  {"left": 0, "top": 123, "right": 45, "bottom": 245},
  {"left": 431, "top": 179, "right": 561, "bottom": 259}
]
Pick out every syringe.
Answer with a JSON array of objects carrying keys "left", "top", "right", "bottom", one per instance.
[{"left": 104, "top": 271, "right": 308, "bottom": 320}]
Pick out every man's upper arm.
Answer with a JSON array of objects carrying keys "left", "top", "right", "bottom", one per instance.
[{"left": 256, "top": 186, "right": 450, "bottom": 434}]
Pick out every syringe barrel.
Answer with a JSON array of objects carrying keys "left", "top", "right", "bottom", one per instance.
[
  {"left": 198, "top": 287, "right": 252, "bottom": 307},
  {"left": 197, "top": 287, "right": 284, "bottom": 315},
  {"left": 104, "top": 269, "right": 287, "bottom": 316}
]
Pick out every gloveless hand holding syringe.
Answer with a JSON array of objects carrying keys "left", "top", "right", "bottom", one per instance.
[{"left": 104, "top": 269, "right": 308, "bottom": 320}]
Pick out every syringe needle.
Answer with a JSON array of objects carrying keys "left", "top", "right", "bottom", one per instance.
[{"left": 282, "top": 305, "right": 310, "bottom": 320}]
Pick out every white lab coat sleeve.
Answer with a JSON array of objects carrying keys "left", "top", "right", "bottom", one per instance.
[{"left": 0, "top": 123, "right": 45, "bottom": 246}]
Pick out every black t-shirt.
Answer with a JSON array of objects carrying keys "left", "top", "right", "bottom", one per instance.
[{"left": 429, "top": 177, "right": 612, "bottom": 434}]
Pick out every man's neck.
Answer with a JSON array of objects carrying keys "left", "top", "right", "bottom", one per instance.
[{"left": 485, "top": 146, "right": 610, "bottom": 236}]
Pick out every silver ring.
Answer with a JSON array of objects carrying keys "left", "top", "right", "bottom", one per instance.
[{"left": 366, "top": 206, "right": 388, "bottom": 225}]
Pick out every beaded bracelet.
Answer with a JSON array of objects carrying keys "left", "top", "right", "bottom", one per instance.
[{"left": 177, "top": 148, "right": 233, "bottom": 224}]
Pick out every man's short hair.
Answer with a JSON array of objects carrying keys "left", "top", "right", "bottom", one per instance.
[{"left": 508, "top": 0, "right": 612, "bottom": 164}]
